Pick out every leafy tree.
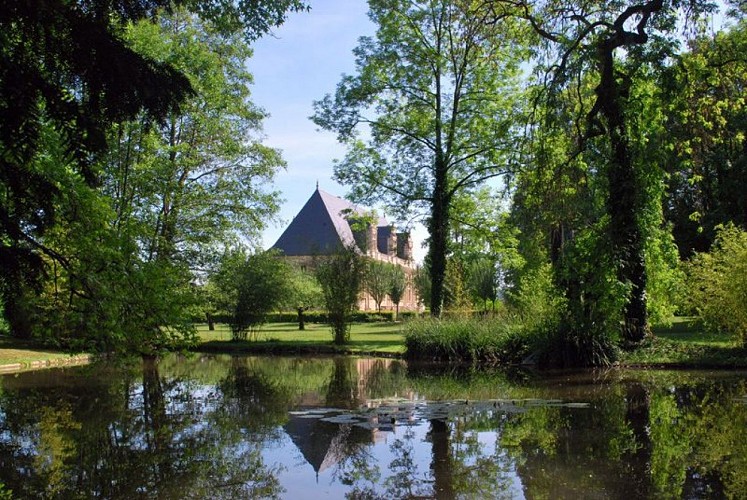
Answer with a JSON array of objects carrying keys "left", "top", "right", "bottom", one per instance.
[
  {"left": 662, "top": 20, "right": 747, "bottom": 256},
  {"left": 467, "top": 258, "right": 499, "bottom": 312},
  {"left": 512, "top": 0, "right": 716, "bottom": 344},
  {"left": 316, "top": 245, "right": 366, "bottom": 345},
  {"left": 282, "top": 267, "right": 323, "bottom": 330},
  {"left": 105, "top": 10, "right": 284, "bottom": 269},
  {"left": 413, "top": 265, "right": 432, "bottom": 310},
  {"left": 0, "top": 0, "right": 305, "bottom": 335},
  {"left": 205, "top": 247, "right": 250, "bottom": 323},
  {"left": 443, "top": 258, "right": 471, "bottom": 312},
  {"left": 388, "top": 265, "right": 407, "bottom": 320},
  {"left": 313, "top": 0, "right": 529, "bottom": 317},
  {"left": 365, "top": 260, "right": 391, "bottom": 312},
  {"left": 231, "top": 251, "right": 292, "bottom": 341},
  {"left": 686, "top": 224, "right": 747, "bottom": 345}
]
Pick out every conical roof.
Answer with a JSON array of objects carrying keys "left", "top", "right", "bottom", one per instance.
[{"left": 272, "top": 188, "right": 387, "bottom": 256}]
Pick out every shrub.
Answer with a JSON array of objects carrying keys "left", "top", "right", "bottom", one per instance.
[
  {"left": 316, "top": 245, "right": 366, "bottom": 345},
  {"left": 686, "top": 224, "right": 747, "bottom": 345}
]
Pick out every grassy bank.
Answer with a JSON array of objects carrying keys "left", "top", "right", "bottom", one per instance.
[
  {"left": 621, "top": 318, "right": 747, "bottom": 367},
  {"left": 3, "top": 317, "right": 746, "bottom": 372},
  {"left": 0, "top": 336, "right": 91, "bottom": 373}
]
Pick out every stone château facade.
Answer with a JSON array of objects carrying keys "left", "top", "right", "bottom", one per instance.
[{"left": 272, "top": 187, "right": 419, "bottom": 312}]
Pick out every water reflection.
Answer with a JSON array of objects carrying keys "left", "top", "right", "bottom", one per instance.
[{"left": 1, "top": 357, "right": 746, "bottom": 498}]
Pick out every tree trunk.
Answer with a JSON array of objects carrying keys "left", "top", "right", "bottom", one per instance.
[
  {"left": 297, "top": 307, "right": 305, "bottom": 331},
  {"left": 206, "top": 312, "right": 214, "bottom": 331},
  {"left": 597, "top": 45, "right": 649, "bottom": 344},
  {"left": 429, "top": 162, "right": 450, "bottom": 318}
]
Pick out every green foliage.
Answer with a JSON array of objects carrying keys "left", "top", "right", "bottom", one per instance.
[
  {"left": 466, "top": 257, "right": 499, "bottom": 311},
  {"left": 686, "top": 224, "right": 747, "bottom": 345},
  {"left": 0, "top": 0, "right": 304, "bottom": 340},
  {"left": 662, "top": 21, "right": 747, "bottom": 255},
  {"left": 387, "top": 265, "right": 407, "bottom": 318},
  {"left": 645, "top": 225, "right": 686, "bottom": 325},
  {"left": 312, "top": 0, "right": 529, "bottom": 316},
  {"left": 230, "top": 252, "right": 292, "bottom": 341},
  {"left": 508, "top": 264, "right": 565, "bottom": 333},
  {"left": 443, "top": 258, "right": 471, "bottom": 312},
  {"left": 413, "top": 266, "right": 431, "bottom": 309},
  {"left": 404, "top": 317, "right": 528, "bottom": 365},
  {"left": 109, "top": 11, "right": 284, "bottom": 267},
  {"left": 315, "top": 245, "right": 366, "bottom": 345},
  {"left": 279, "top": 267, "right": 323, "bottom": 330},
  {"left": 0, "top": 482, "right": 10, "bottom": 500},
  {"left": 365, "top": 260, "right": 391, "bottom": 312}
]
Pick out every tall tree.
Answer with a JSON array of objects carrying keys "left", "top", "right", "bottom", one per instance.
[
  {"left": 313, "top": 0, "right": 529, "bottom": 317},
  {"left": 0, "top": 0, "right": 305, "bottom": 321},
  {"left": 510, "top": 0, "right": 717, "bottom": 343},
  {"left": 105, "top": 11, "right": 284, "bottom": 269},
  {"left": 662, "top": 20, "right": 747, "bottom": 256}
]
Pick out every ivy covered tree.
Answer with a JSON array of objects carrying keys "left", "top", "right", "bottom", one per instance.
[{"left": 510, "top": 0, "right": 717, "bottom": 344}]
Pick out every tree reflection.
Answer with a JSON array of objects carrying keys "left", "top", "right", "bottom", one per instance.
[{"left": 0, "top": 358, "right": 285, "bottom": 498}]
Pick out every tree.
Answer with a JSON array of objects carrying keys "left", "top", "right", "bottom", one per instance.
[
  {"left": 467, "top": 258, "right": 498, "bottom": 312},
  {"left": 316, "top": 245, "right": 366, "bottom": 345},
  {"left": 686, "top": 224, "right": 747, "bottom": 345},
  {"left": 413, "top": 265, "right": 432, "bottom": 310},
  {"left": 511, "top": 0, "right": 716, "bottom": 343},
  {"left": 105, "top": 10, "right": 285, "bottom": 269},
  {"left": 313, "top": 0, "right": 529, "bottom": 317},
  {"left": 0, "top": 1, "right": 305, "bottom": 335},
  {"left": 365, "top": 260, "right": 391, "bottom": 312},
  {"left": 661, "top": 20, "right": 747, "bottom": 256},
  {"left": 282, "top": 267, "right": 323, "bottom": 331},
  {"left": 231, "top": 251, "right": 291, "bottom": 341},
  {"left": 388, "top": 265, "right": 407, "bottom": 320}
]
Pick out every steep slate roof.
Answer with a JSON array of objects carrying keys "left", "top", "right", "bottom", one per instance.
[{"left": 272, "top": 188, "right": 388, "bottom": 256}]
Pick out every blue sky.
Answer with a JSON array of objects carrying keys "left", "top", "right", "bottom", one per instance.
[{"left": 247, "top": 0, "right": 428, "bottom": 262}]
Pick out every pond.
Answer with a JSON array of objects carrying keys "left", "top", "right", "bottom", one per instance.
[{"left": 1, "top": 355, "right": 746, "bottom": 499}]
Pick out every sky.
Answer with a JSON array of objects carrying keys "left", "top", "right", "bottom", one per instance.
[{"left": 247, "top": 0, "right": 428, "bottom": 262}]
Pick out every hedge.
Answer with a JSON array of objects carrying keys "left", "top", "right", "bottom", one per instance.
[{"left": 196, "top": 310, "right": 397, "bottom": 325}]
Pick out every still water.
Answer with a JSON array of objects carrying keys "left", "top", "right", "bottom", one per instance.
[{"left": 1, "top": 355, "right": 746, "bottom": 499}]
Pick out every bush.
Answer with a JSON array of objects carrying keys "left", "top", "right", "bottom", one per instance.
[{"left": 686, "top": 224, "right": 747, "bottom": 345}]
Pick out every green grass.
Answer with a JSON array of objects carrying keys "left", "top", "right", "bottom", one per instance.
[
  {"left": 195, "top": 321, "right": 406, "bottom": 355},
  {"left": 0, "top": 336, "right": 90, "bottom": 371},
  {"left": 622, "top": 317, "right": 747, "bottom": 367},
  {"left": 3, "top": 317, "right": 746, "bottom": 370}
]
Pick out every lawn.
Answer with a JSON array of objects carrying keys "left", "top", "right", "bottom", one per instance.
[
  {"left": 196, "top": 321, "right": 406, "bottom": 355},
  {"left": 622, "top": 317, "right": 747, "bottom": 367},
  {"left": 3, "top": 317, "right": 745, "bottom": 371},
  {"left": 0, "top": 336, "right": 90, "bottom": 372}
]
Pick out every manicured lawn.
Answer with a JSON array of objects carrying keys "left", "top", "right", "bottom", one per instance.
[
  {"left": 0, "top": 336, "right": 90, "bottom": 371},
  {"left": 196, "top": 321, "right": 406, "bottom": 354},
  {"left": 622, "top": 317, "right": 747, "bottom": 367}
]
